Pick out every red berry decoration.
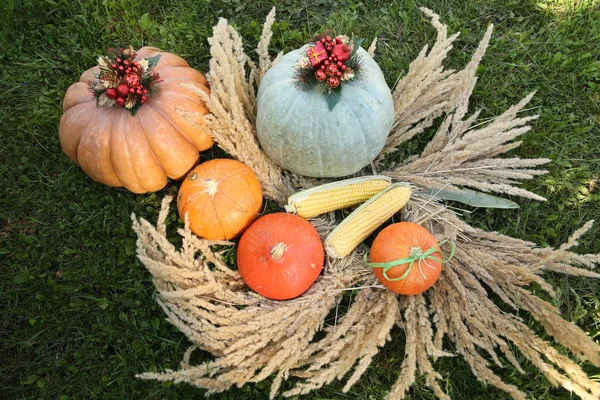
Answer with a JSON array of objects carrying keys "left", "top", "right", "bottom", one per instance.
[
  {"left": 105, "top": 88, "right": 117, "bottom": 99},
  {"left": 332, "top": 43, "right": 352, "bottom": 62},
  {"left": 294, "top": 32, "right": 363, "bottom": 94},
  {"left": 86, "top": 46, "right": 168, "bottom": 115},
  {"left": 327, "top": 76, "right": 340, "bottom": 88},
  {"left": 124, "top": 73, "right": 140, "bottom": 87},
  {"left": 116, "top": 84, "right": 130, "bottom": 97},
  {"left": 314, "top": 69, "right": 327, "bottom": 81},
  {"left": 326, "top": 64, "right": 339, "bottom": 77}
]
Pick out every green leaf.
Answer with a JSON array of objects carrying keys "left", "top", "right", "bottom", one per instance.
[
  {"left": 22, "top": 375, "right": 38, "bottom": 385},
  {"left": 350, "top": 38, "right": 365, "bottom": 58},
  {"left": 145, "top": 54, "right": 161, "bottom": 71},
  {"left": 14, "top": 272, "right": 33, "bottom": 283},
  {"left": 325, "top": 88, "right": 342, "bottom": 110},
  {"left": 127, "top": 104, "right": 141, "bottom": 117},
  {"left": 98, "top": 299, "right": 109, "bottom": 310},
  {"left": 425, "top": 188, "right": 519, "bottom": 209},
  {"left": 138, "top": 13, "right": 153, "bottom": 31}
]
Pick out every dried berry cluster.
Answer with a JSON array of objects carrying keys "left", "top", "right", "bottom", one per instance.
[
  {"left": 88, "top": 46, "right": 161, "bottom": 115},
  {"left": 295, "top": 33, "right": 363, "bottom": 94}
]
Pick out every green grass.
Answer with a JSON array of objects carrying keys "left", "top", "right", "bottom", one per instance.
[{"left": 1, "top": 0, "right": 599, "bottom": 399}]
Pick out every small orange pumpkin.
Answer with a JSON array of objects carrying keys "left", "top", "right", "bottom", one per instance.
[
  {"left": 59, "top": 47, "right": 213, "bottom": 193},
  {"left": 177, "top": 159, "right": 263, "bottom": 240},
  {"left": 369, "top": 222, "right": 445, "bottom": 295},
  {"left": 237, "top": 213, "right": 324, "bottom": 300}
]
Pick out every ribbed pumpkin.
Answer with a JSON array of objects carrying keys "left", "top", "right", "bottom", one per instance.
[
  {"left": 369, "top": 222, "right": 443, "bottom": 295},
  {"left": 59, "top": 47, "right": 213, "bottom": 193},
  {"left": 256, "top": 46, "right": 394, "bottom": 178},
  {"left": 237, "top": 213, "right": 324, "bottom": 300},
  {"left": 177, "top": 159, "right": 263, "bottom": 240}
]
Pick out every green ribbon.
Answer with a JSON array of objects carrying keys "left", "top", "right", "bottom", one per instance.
[{"left": 368, "top": 239, "right": 456, "bottom": 282}]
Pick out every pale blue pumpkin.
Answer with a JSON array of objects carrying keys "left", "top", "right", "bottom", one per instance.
[{"left": 256, "top": 46, "right": 394, "bottom": 178}]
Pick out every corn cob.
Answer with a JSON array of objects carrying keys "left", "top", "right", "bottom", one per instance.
[
  {"left": 325, "top": 183, "right": 412, "bottom": 258},
  {"left": 285, "top": 175, "right": 392, "bottom": 219}
]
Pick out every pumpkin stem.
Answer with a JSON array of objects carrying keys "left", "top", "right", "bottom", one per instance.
[
  {"left": 204, "top": 179, "right": 219, "bottom": 197},
  {"left": 409, "top": 247, "right": 424, "bottom": 259},
  {"left": 270, "top": 242, "right": 287, "bottom": 260}
]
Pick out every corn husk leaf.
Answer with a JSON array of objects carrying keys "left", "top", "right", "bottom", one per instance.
[{"left": 425, "top": 187, "right": 519, "bottom": 209}]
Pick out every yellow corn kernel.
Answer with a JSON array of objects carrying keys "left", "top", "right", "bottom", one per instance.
[
  {"left": 325, "top": 184, "right": 412, "bottom": 258},
  {"left": 285, "top": 176, "right": 392, "bottom": 219}
]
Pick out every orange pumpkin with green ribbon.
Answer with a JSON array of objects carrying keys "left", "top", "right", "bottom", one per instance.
[{"left": 369, "top": 222, "right": 454, "bottom": 295}]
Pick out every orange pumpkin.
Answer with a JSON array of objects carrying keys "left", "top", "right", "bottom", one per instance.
[
  {"left": 177, "top": 159, "right": 263, "bottom": 240},
  {"left": 237, "top": 213, "right": 324, "bottom": 300},
  {"left": 59, "top": 47, "right": 213, "bottom": 193},
  {"left": 369, "top": 222, "right": 444, "bottom": 295}
]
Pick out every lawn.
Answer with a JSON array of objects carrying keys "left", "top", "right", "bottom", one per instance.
[{"left": 1, "top": 0, "right": 599, "bottom": 399}]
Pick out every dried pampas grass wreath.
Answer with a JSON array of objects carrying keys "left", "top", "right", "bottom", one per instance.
[{"left": 131, "top": 7, "right": 600, "bottom": 400}]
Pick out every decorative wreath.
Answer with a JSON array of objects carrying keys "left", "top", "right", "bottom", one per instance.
[{"left": 131, "top": 8, "right": 600, "bottom": 400}]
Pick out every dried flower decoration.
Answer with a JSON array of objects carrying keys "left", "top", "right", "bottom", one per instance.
[
  {"left": 88, "top": 46, "right": 162, "bottom": 116},
  {"left": 294, "top": 33, "right": 364, "bottom": 104}
]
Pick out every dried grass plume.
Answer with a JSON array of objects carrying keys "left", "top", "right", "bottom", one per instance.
[{"left": 133, "top": 7, "right": 600, "bottom": 400}]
